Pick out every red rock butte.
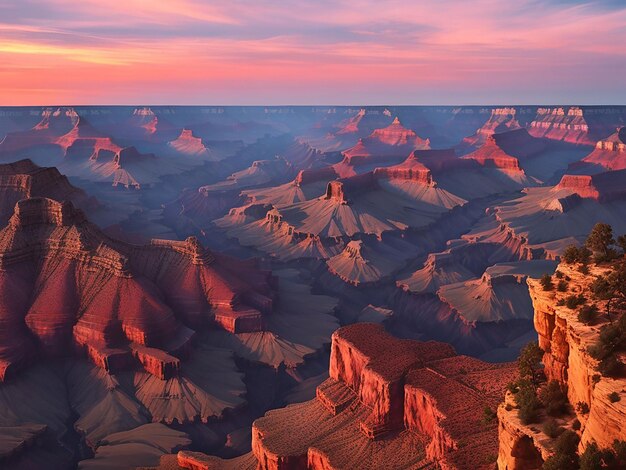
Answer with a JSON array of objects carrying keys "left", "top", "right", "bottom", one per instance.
[
  {"left": 0, "top": 197, "right": 276, "bottom": 381},
  {"left": 164, "top": 323, "right": 516, "bottom": 470},
  {"left": 0, "top": 159, "right": 96, "bottom": 225},
  {"left": 555, "top": 169, "right": 626, "bottom": 202}
]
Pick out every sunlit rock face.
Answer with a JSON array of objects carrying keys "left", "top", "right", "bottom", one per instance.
[
  {"left": 528, "top": 107, "right": 592, "bottom": 144},
  {"left": 2, "top": 106, "right": 626, "bottom": 469},
  {"left": 496, "top": 263, "right": 626, "bottom": 469},
  {"left": 165, "top": 323, "right": 516, "bottom": 470},
  {"left": 0, "top": 197, "right": 277, "bottom": 381},
  {"left": 570, "top": 127, "right": 626, "bottom": 173}
]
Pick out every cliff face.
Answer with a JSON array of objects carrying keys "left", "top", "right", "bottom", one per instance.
[
  {"left": 0, "top": 159, "right": 97, "bottom": 225},
  {"left": 555, "top": 170, "right": 626, "bottom": 202},
  {"left": 0, "top": 197, "right": 276, "bottom": 381},
  {"left": 531, "top": 264, "right": 626, "bottom": 448},
  {"left": 528, "top": 107, "right": 592, "bottom": 145},
  {"left": 178, "top": 323, "right": 516, "bottom": 470},
  {"left": 497, "top": 263, "right": 626, "bottom": 469}
]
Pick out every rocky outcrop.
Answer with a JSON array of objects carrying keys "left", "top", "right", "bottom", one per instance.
[
  {"left": 0, "top": 197, "right": 276, "bottom": 380},
  {"left": 463, "top": 135, "right": 524, "bottom": 171},
  {"left": 572, "top": 128, "right": 626, "bottom": 172},
  {"left": 180, "top": 323, "right": 516, "bottom": 470},
  {"left": 556, "top": 169, "right": 626, "bottom": 202},
  {"left": 461, "top": 108, "right": 521, "bottom": 150},
  {"left": 335, "top": 117, "right": 430, "bottom": 177},
  {"left": 530, "top": 264, "right": 626, "bottom": 448},
  {"left": 0, "top": 159, "right": 97, "bottom": 225},
  {"left": 528, "top": 107, "right": 592, "bottom": 144},
  {"left": 168, "top": 129, "right": 215, "bottom": 159},
  {"left": 497, "top": 262, "right": 626, "bottom": 468}
]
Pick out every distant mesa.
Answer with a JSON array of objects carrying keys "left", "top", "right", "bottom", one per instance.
[
  {"left": 460, "top": 107, "right": 521, "bottom": 151},
  {"left": 335, "top": 117, "right": 430, "bottom": 177},
  {"left": 0, "top": 159, "right": 97, "bottom": 226},
  {"left": 168, "top": 128, "right": 216, "bottom": 160},
  {"left": 571, "top": 127, "right": 626, "bottom": 173},
  {"left": 525, "top": 106, "right": 621, "bottom": 145},
  {"left": 555, "top": 168, "right": 626, "bottom": 202}
]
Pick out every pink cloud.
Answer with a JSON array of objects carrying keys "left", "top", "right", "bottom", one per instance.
[{"left": 0, "top": 0, "right": 624, "bottom": 104}]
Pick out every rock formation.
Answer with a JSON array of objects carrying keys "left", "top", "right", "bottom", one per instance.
[
  {"left": 0, "top": 197, "right": 276, "bottom": 381},
  {"left": 0, "top": 159, "right": 97, "bottom": 225},
  {"left": 528, "top": 107, "right": 592, "bottom": 144},
  {"left": 572, "top": 127, "right": 626, "bottom": 173},
  {"left": 497, "top": 261, "right": 626, "bottom": 468},
  {"left": 333, "top": 117, "right": 430, "bottom": 177},
  {"left": 153, "top": 323, "right": 516, "bottom": 470},
  {"left": 460, "top": 107, "right": 521, "bottom": 151}
]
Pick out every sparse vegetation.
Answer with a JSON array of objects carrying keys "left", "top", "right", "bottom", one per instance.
[
  {"left": 608, "top": 391, "right": 620, "bottom": 403},
  {"left": 518, "top": 341, "right": 544, "bottom": 387},
  {"left": 576, "top": 401, "right": 589, "bottom": 414},
  {"left": 565, "top": 294, "right": 586, "bottom": 309},
  {"left": 542, "top": 430, "right": 580, "bottom": 470},
  {"left": 572, "top": 418, "right": 581, "bottom": 431},
  {"left": 586, "top": 223, "right": 617, "bottom": 263},
  {"left": 578, "top": 304, "right": 598, "bottom": 325},
  {"left": 542, "top": 418, "right": 562, "bottom": 438},
  {"left": 588, "top": 315, "right": 626, "bottom": 377},
  {"left": 482, "top": 406, "right": 496, "bottom": 424},
  {"left": 539, "top": 381, "right": 568, "bottom": 416},
  {"left": 617, "top": 234, "right": 626, "bottom": 254},
  {"left": 515, "top": 379, "right": 540, "bottom": 424},
  {"left": 541, "top": 273, "right": 554, "bottom": 291},
  {"left": 578, "top": 440, "right": 626, "bottom": 470},
  {"left": 557, "top": 279, "right": 568, "bottom": 292}
]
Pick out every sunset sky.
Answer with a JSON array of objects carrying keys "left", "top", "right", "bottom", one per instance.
[{"left": 1, "top": 0, "right": 625, "bottom": 105}]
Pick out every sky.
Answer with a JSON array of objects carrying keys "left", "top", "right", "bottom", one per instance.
[{"left": 0, "top": 0, "right": 625, "bottom": 105}]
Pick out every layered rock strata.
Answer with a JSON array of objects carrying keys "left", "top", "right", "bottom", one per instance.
[{"left": 166, "top": 323, "right": 516, "bottom": 470}]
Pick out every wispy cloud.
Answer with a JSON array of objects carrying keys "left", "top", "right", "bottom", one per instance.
[{"left": 0, "top": 0, "right": 624, "bottom": 104}]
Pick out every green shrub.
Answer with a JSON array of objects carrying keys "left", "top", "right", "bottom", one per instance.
[
  {"left": 542, "top": 418, "right": 562, "bottom": 438},
  {"left": 515, "top": 380, "right": 540, "bottom": 424},
  {"left": 557, "top": 279, "right": 568, "bottom": 292},
  {"left": 572, "top": 418, "right": 581, "bottom": 431},
  {"left": 555, "top": 270, "right": 564, "bottom": 279},
  {"left": 562, "top": 245, "right": 581, "bottom": 264},
  {"left": 576, "top": 401, "right": 590, "bottom": 414},
  {"left": 542, "top": 430, "right": 580, "bottom": 469},
  {"left": 482, "top": 406, "right": 496, "bottom": 424},
  {"left": 507, "top": 381, "right": 519, "bottom": 393},
  {"left": 565, "top": 294, "right": 586, "bottom": 309},
  {"left": 599, "top": 355, "right": 622, "bottom": 377},
  {"left": 609, "top": 391, "right": 620, "bottom": 403},
  {"left": 586, "top": 223, "right": 615, "bottom": 262},
  {"left": 539, "top": 381, "right": 568, "bottom": 416},
  {"left": 541, "top": 274, "right": 554, "bottom": 291},
  {"left": 578, "top": 304, "right": 598, "bottom": 325},
  {"left": 579, "top": 442, "right": 603, "bottom": 470},
  {"left": 518, "top": 341, "right": 543, "bottom": 386}
]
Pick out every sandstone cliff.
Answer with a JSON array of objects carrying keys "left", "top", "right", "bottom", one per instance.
[
  {"left": 164, "top": 323, "right": 516, "bottom": 470},
  {"left": 0, "top": 197, "right": 276, "bottom": 381},
  {"left": 497, "top": 262, "right": 626, "bottom": 469}
]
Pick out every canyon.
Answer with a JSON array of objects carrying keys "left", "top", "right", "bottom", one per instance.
[{"left": 0, "top": 105, "right": 625, "bottom": 469}]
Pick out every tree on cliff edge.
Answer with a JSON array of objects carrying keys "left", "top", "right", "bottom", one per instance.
[
  {"left": 586, "top": 223, "right": 616, "bottom": 262},
  {"left": 518, "top": 341, "right": 543, "bottom": 387}
]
